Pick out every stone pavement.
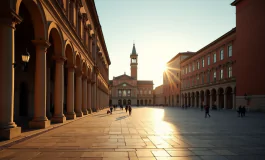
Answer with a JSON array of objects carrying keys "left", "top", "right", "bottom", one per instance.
[{"left": 1, "top": 106, "right": 265, "bottom": 160}]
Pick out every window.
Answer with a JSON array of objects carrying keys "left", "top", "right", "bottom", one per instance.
[
  {"left": 207, "top": 56, "right": 210, "bottom": 65},
  {"left": 149, "top": 90, "right": 151, "bottom": 94},
  {"left": 118, "top": 90, "right": 122, "bottom": 97},
  {"left": 189, "top": 65, "right": 191, "bottom": 72},
  {"left": 213, "top": 71, "right": 216, "bottom": 82},
  {"left": 192, "top": 63, "right": 195, "bottom": 71},
  {"left": 140, "top": 90, "right": 142, "bottom": 95},
  {"left": 220, "top": 69, "right": 223, "bottom": 80},
  {"left": 202, "top": 58, "right": 204, "bottom": 67},
  {"left": 228, "top": 66, "right": 232, "bottom": 78},
  {"left": 220, "top": 49, "right": 224, "bottom": 60},
  {"left": 213, "top": 53, "right": 216, "bottom": 63},
  {"left": 228, "top": 45, "right": 232, "bottom": 57},
  {"left": 197, "top": 75, "right": 199, "bottom": 84},
  {"left": 123, "top": 83, "right": 126, "bottom": 87},
  {"left": 127, "top": 90, "right": 131, "bottom": 97},
  {"left": 197, "top": 61, "right": 200, "bottom": 69},
  {"left": 186, "top": 67, "right": 188, "bottom": 74},
  {"left": 122, "top": 90, "right": 126, "bottom": 97},
  {"left": 132, "top": 58, "right": 137, "bottom": 63}
]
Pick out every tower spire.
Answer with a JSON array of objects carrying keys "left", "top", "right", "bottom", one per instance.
[{"left": 131, "top": 42, "right": 137, "bottom": 55}]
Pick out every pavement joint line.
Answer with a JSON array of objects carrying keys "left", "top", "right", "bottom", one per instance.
[{"left": 0, "top": 111, "right": 104, "bottom": 151}]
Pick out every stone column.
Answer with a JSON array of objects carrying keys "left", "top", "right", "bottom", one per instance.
[
  {"left": 194, "top": 96, "right": 197, "bottom": 107},
  {"left": 75, "top": 70, "right": 83, "bottom": 117},
  {"left": 46, "top": 67, "right": 52, "bottom": 118},
  {"left": 87, "top": 79, "right": 92, "bottom": 114},
  {"left": 66, "top": 65, "right": 76, "bottom": 119},
  {"left": 51, "top": 56, "right": 66, "bottom": 123},
  {"left": 232, "top": 92, "right": 236, "bottom": 110},
  {"left": 209, "top": 94, "right": 212, "bottom": 109},
  {"left": 204, "top": 92, "right": 207, "bottom": 106},
  {"left": 82, "top": 75, "right": 88, "bottom": 115},
  {"left": 29, "top": 40, "right": 51, "bottom": 128},
  {"left": 0, "top": 12, "right": 22, "bottom": 139},
  {"left": 198, "top": 93, "right": 202, "bottom": 107},
  {"left": 224, "top": 93, "right": 227, "bottom": 109},
  {"left": 216, "top": 93, "right": 219, "bottom": 109}
]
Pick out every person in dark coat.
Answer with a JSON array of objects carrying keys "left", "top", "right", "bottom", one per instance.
[
  {"left": 205, "top": 105, "right": 211, "bottom": 118},
  {"left": 242, "top": 106, "right": 246, "bottom": 117},
  {"left": 128, "top": 106, "right": 132, "bottom": 116},
  {"left": 125, "top": 105, "right": 128, "bottom": 112},
  {"left": 237, "top": 106, "right": 242, "bottom": 117}
]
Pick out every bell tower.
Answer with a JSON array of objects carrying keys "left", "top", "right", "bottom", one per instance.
[{"left": 130, "top": 43, "right": 138, "bottom": 79}]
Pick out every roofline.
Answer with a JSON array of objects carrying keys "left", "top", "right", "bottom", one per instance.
[
  {"left": 231, "top": 0, "right": 242, "bottom": 6},
  {"left": 167, "top": 52, "right": 195, "bottom": 64},
  {"left": 87, "top": 0, "right": 111, "bottom": 65},
  {"left": 181, "top": 27, "right": 236, "bottom": 64}
]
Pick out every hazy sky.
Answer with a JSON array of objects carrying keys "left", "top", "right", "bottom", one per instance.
[{"left": 94, "top": 0, "right": 236, "bottom": 88}]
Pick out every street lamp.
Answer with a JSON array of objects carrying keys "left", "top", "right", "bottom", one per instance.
[{"left": 13, "top": 48, "right": 30, "bottom": 71}]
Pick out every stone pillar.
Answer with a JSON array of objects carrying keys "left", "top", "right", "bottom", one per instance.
[
  {"left": 198, "top": 93, "right": 202, "bottom": 107},
  {"left": 204, "top": 93, "right": 207, "bottom": 106},
  {"left": 232, "top": 92, "right": 236, "bottom": 110},
  {"left": 51, "top": 56, "right": 66, "bottom": 123},
  {"left": 224, "top": 93, "right": 227, "bottom": 109},
  {"left": 66, "top": 65, "right": 76, "bottom": 119},
  {"left": 29, "top": 40, "right": 51, "bottom": 128},
  {"left": 209, "top": 94, "right": 212, "bottom": 109},
  {"left": 194, "top": 96, "right": 197, "bottom": 107},
  {"left": 0, "top": 12, "right": 22, "bottom": 139},
  {"left": 46, "top": 67, "right": 52, "bottom": 118},
  {"left": 87, "top": 79, "right": 92, "bottom": 114},
  {"left": 216, "top": 93, "right": 220, "bottom": 109},
  {"left": 75, "top": 70, "right": 83, "bottom": 117},
  {"left": 82, "top": 75, "right": 88, "bottom": 115}
]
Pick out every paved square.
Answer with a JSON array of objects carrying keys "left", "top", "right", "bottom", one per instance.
[{"left": 1, "top": 107, "right": 265, "bottom": 160}]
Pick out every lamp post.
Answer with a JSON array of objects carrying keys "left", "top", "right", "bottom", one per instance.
[{"left": 13, "top": 48, "right": 30, "bottom": 71}]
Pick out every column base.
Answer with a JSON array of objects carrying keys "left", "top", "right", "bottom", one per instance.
[
  {"left": 0, "top": 127, "right": 21, "bottom": 140},
  {"left": 51, "top": 116, "right": 66, "bottom": 123},
  {"left": 66, "top": 113, "right": 76, "bottom": 120},
  {"left": 87, "top": 108, "right": 92, "bottom": 114},
  {"left": 76, "top": 112, "right": 83, "bottom": 117},
  {"left": 82, "top": 110, "right": 88, "bottom": 115},
  {"left": 29, "top": 120, "right": 50, "bottom": 129}
]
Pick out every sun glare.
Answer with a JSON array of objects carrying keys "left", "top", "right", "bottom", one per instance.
[{"left": 163, "top": 64, "right": 168, "bottom": 72}]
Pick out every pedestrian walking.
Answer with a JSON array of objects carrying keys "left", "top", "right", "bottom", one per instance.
[
  {"left": 242, "top": 106, "right": 246, "bottom": 117},
  {"left": 237, "top": 105, "right": 242, "bottom": 117},
  {"left": 110, "top": 105, "right": 113, "bottom": 114},
  {"left": 125, "top": 105, "right": 128, "bottom": 112},
  {"left": 128, "top": 106, "right": 132, "bottom": 116},
  {"left": 205, "top": 105, "right": 211, "bottom": 118}
]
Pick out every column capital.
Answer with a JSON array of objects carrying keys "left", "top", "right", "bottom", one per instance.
[
  {"left": 0, "top": 9, "right": 23, "bottom": 28},
  {"left": 53, "top": 56, "right": 67, "bottom": 63},
  {"left": 76, "top": 69, "right": 83, "bottom": 77},
  {"left": 32, "top": 40, "right": 51, "bottom": 49}
]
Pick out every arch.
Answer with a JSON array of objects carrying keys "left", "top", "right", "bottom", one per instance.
[
  {"left": 75, "top": 54, "right": 83, "bottom": 70},
  {"left": 16, "top": 0, "right": 47, "bottom": 40},
  {"left": 65, "top": 43, "right": 75, "bottom": 65},
  {"left": 48, "top": 22, "right": 64, "bottom": 56}
]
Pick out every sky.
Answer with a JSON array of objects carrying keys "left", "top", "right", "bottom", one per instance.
[{"left": 94, "top": 0, "right": 236, "bottom": 88}]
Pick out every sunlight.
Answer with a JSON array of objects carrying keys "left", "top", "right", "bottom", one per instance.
[{"left": 162, "top": 63, "right": 168, "bottom": 72}]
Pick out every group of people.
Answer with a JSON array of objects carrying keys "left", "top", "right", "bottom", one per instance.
[
  {"left": 107, "top": 104, "right": 132, "bottom": 116},
  {"left": 237, "top": 106, "right": 246, "bottom": 117}
]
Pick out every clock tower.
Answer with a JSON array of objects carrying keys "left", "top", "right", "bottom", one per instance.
[{"left": 130, "top": 43, "right": 138, "bottom": 79}]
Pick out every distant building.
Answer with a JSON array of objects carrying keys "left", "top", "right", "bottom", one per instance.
[
  {"left": 153, "top": 85, "right": 164, "bottom": 105},
  {"left": 109, "top": 44, "right": 154, "bottom": 106},
  {"left": 163, "top": 52, "right": 195, "bottom": 106}
]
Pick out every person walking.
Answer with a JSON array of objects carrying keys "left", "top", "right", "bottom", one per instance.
[
  {"left": 242, "top": 106, "right": 246, "bottom": 117},
  {"left": 110, "top": 105, "right": 113, "bottom": 114},
  {"left": 125, "top": 105, "right": 128, "bottom": 112},
  {"left": 129, "top": 106, "right": 132, "bottom": 116},
  {"left": 205, "top": 105, "right": 211, "bottom": 118},
  {"left": 237, "top": 106, "right": 242, "bottom": 117}
]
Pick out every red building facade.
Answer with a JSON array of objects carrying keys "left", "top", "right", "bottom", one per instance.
[{"left": 180, "top": 29, "right": 236, "bottom": 109}]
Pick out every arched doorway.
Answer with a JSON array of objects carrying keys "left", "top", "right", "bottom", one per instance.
[
  {"left": 137, "top": 100, "right": 139, "bottom": 106},
  {"left": 128, "top": 99, "right": 131, "bottom": 105},
  {"left": 200, "top": 90, "right": 204, "bottom": 106},
  {"left": 123, "top": 99, "right": 126, "bottom": 105},
  {"left": 211, "top": 89, "right": 217, "bottom": 109},
  {"left": 118, "top": 99, "right": 122, "bottom": 105},
  {"left": 218, "top": 88, "right": 224, "bottom": 108}
]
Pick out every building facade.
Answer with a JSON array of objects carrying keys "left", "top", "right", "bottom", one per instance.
[
  {"left": 0, "top": 0, "right": 110, "bottom": 139},
  {"left": 163, "top": 52, "right": 194, "bottom": 106},
  {"left": 180, "top": 29, "right": 236, "bottom": 109},
  {"left": 109, "top": 44, "right": 153, "bottom": 106},
  {"left": 164, "top": 0, "right": 265, "bottom": 110},
  {"left": 153, "top": 85, "right": 164, "bottom": 105}
]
